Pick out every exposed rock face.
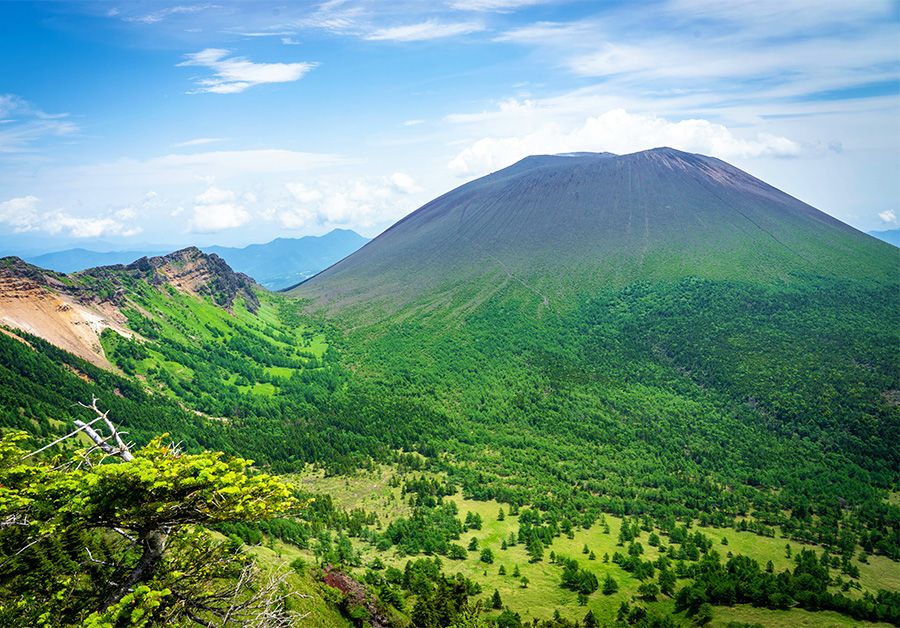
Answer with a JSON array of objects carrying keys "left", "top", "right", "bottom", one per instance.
[
  {"left": 122, "top": 247, "right": 260, "bottom": 313},
  {"left": 322, "top": 566, "right": 390, "bottom": 627},
  {"left": 0, "top": 248, "right": 259, "bottom": 370},
  {"left": 0, "top": 257, "right": 131, "bottom": 368}
]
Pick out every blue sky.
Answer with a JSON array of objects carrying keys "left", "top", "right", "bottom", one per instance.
[{"left": 1, "top": 0, "right": 898, "bottom": 253}]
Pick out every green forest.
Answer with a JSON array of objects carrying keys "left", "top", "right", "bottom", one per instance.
[{"left": 0, "top": 253, "right": 897, "bottom": 626}]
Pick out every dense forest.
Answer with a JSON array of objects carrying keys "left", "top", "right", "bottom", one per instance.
[{"left": 0, "top": 250, "right": 897, "bottom": 625}]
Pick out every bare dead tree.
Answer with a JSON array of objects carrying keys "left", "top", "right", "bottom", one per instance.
[{"left": 214, "top": 563, "right": 308, "bottom": 627}]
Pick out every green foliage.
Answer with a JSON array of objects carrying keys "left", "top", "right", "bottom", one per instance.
[{"left": 0, "top": 429, "right": 297, "bottom": 626}]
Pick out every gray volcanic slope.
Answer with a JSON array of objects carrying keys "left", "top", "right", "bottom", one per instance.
[{"left": 290, "top": 148, "right": 896, "bottom": 310}]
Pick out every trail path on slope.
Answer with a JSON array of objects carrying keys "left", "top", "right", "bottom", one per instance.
[{"left": 460, "top": 233, "right": 556, "bottom": 314}]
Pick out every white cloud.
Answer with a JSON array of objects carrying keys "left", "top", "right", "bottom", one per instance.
[
  {"left": 44, "top": 214, "right": 142, "bottom": 238},
  {"left": 448, "top": 108, "right": 801, "bottom": 176},
  {"left": 115, "top": 207, "right": 137, "bottom": 220},
  {"left": 190, "top": 186, "right": 251, "bottom": 232},
  {"left": 72, "top": 149, "right": 348, "bottom": 187},
  {"left": 281, "top": 37, "right": 301, "bottom": 45},
  {"left": 277, "top": 173, "right": 422, "bottom": 230},
  {"left": 0, "top": 196, "right": 41, "bottom": 231},
  {"left": 178, "top": 48, "right": 317, "bottom": 94},
  {"left": 292, "top": 0, "right": 367, "bottom": 35},
  {"left": 0, "top": 94, "right": 78, "bottom": 153},
  {"left": 389, "top": 172, "right": 421, "bottom": 194},
  {"left": 449, "top": 0, "right": 550, "bottom": 11},
  {"left": 0, "top": 196, "right": 141, "bottom": 238},
  {"left": 366, "top": 20, "right": 483, "bottom": 42},
  {"left": 171, "top": 137, "right": 225, "bottom": 148},
  {"left": 121, "top": 3, "right": 220, "bottom": 25},
  {"left": 286, "top": 182, "right": 324, "bottom": 204},
  {"left": 666, "top": 0, "right": 893, "bottom": 37},
  {"left": 403, "top": 119, "right": 425, "bottom": 126},
  {"left": 878, "top": 209, "right": 896, "bottom": 224}
]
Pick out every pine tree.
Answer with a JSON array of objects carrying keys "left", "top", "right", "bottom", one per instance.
[{"left": 491, "top": 589, "right": 502, "bottom": 610}]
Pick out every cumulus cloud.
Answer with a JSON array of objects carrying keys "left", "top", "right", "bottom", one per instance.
[
  {"left": 190, "top": 186, "right": 251, "bottom": 232},
  {"left": 0, "top": 196, "right": 141, "bottom": 238},
  {"left": 389, "top": 172, "right": 422, "bottom": 194},
  {"left": 878, "top": 209, "right": 896, "bottom": 225},
  {"left": 178, "top": 48, "right": 317, "bottom": 94},
  {"left": 0, "top": 196, "right": 41, "bottom": 231},
  {"left": 277, "top": 173, "right": 421, "bottom": 230},
  {"left": 366, "top": 20, "right": 483, "bottom": 41},
  {"left": 448, "top": 108, "right": 801, "bottom": 176}
]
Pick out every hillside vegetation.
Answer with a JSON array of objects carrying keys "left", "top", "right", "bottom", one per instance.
[{"left": 0, "top": 150, "right": 897, "bottom": 625}]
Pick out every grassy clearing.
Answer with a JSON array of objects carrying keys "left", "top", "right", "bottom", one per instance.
[
  {"left": 288, "top": 466, "right": 900, "bottom": 626},
  {"left": 709, "top": 604, "right": 894, "bottom": 627}
]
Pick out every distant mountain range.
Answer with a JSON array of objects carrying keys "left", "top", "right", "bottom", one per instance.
[
  {"left": 24, "top": 229, "right": 368, "bottom": 290},
  {"left": 868, "top": 228, "right": 900, "bottom": 247}
]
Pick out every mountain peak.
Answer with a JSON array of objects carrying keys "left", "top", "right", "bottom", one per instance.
[
  {"left": 122, "top": 248, "right": 259, "bottom": 312},
  {"left": 292, "top": 149, "right": 894, "bottom": 311}
]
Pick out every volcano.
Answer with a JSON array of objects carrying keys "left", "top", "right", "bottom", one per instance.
[{"left": 290, "top": 148, "right": 895, "bottom": 310}]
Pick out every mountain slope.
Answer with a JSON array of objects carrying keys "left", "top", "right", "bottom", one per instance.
[
  {"left": 283, "top": 149, "right": 900, "bottom": 566},
  {"left": 0, "top": 247, "right": 256, "bottom": 368},
  {"left": 293, "top": 148, "right": 895, "bottom": 311}
]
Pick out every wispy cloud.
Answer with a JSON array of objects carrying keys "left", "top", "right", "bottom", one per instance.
[
  {"left": 72, "top": 149, "right": 349, "bottom": 187},
  {"left": 177, "top": 48, "right": 317, "bottom": 94},
  {"left": 171, "top": 137, "right": 225, "bottom": 148},
  {"left": 0, "top": 94, "right": 78, "bottom": 154},
  {"left": 495, "top": 2, "right": 899, "bottom": 107},
  {"left": 291, "top": 0, "right": 368, "bottom": 35},
  {"left": 366, "top": 20, "right": 484, "bottom": 42},
  {"left": 120, "top": 3, "right": 220, "bottom": 25},
  {"left": 449, "top": 0, "right": 551, "bottom": 12}
]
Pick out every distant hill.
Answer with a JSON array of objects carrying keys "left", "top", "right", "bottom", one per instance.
[
  {"left": 24, "top": 229, "right": 368, "bottom": 291},
  {"left": 294, "top": 148, "right": 895, "bottom": 311},
  {"left": 206, "top": 229, "right": 368, "bottom": 290},
  {"left": 868, "top": 228, "right": 900, "bottom": 246},
  {"left": 26, "top": 248, "right": 166, "bottom": 273}
]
